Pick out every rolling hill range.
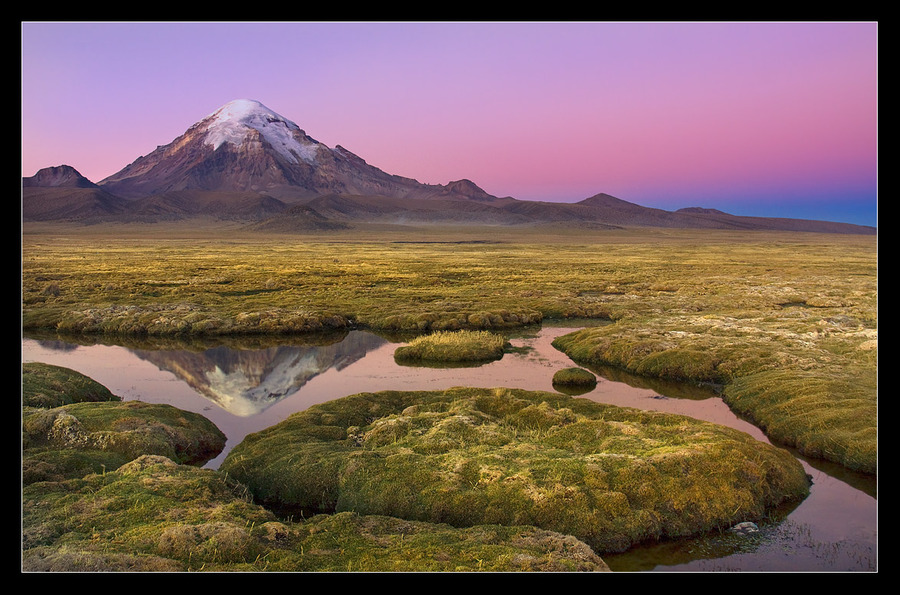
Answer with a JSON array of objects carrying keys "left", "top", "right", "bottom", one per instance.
[{"left": 22, "top": 100, "right": 875, "bottom": 235}]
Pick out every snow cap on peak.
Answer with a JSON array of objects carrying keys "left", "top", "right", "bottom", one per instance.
[
  {"left": 203, "top": 99, "right": 319, "bottom": 164},
  {"left": 209, "top": 99, "right": 286, "bottom": 124}
]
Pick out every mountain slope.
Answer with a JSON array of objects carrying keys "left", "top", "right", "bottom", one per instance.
[
  {"left": 96, "top": 99, "right": 492, "bottom": 203},
  {"left": 22, "top": 100, "right": 876, "bottom": 234},
  {"left": 22, "top": 186, "right": 129, "bottom": 221}
]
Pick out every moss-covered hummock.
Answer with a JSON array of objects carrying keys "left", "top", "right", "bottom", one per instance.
[
  {"left": 552, "top": 315, "right": 878, "bottom": 474},
  {"left": 23, "top": 362, "right": 120, "bottom": 408},
  {"left": 23, "top": 400, "right": 227, "bottom": 483},
  {"left": 552, "top": 367, "right": 597, "bottom": 390},
  {"left": 221, "top": 387, "right": 810, "bottom": 554},
  {"left": 20, "top": 365, "right": 609, "bottom": 571},
  {"left": 22, "top": 455, "right": 609, "bottom": 572}
]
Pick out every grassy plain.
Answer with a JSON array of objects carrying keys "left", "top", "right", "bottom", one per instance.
[{"left": 22, "top": 222, "right": 877, "bottom": 473}]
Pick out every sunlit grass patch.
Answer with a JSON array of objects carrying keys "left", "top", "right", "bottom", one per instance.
[
  {"left": 552, "top": 309, "right": 878, "bottom": 474},
  {"left": 394, "top": 330, "right": 509, "bottom": 363},
  {"left": 723, "top": 369, "right": 877, "bottom": 474}
]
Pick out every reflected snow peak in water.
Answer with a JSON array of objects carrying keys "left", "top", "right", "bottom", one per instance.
[{"left": 129, "top": 332, "right": 388, "bottom": 417}]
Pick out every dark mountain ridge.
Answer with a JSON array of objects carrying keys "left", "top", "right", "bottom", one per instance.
[{"left": 22, "top": 100, "right": 875, "bottom": 235}]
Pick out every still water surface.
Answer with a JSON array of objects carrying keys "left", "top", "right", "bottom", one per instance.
[{"left": 21, "top": 323, "right": 876, "bottom": 572}]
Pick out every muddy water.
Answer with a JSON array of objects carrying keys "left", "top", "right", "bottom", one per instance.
[{"left": 21, "top": 324, "right": 877, "bottom": 572}]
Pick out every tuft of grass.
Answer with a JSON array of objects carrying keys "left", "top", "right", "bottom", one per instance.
[{"left": 394, "top": 330, "right": 509, "bottom": 363}]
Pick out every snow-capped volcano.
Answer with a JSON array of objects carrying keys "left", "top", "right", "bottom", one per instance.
[
  {"left": 202, "top": 99, "right": 319, "bottom": 165},
  {"left": 22, "top": 99, "right": 877, "bottom": 234},
  {"left": 97, "top": 99, "right": 464, "bottom": 201}
]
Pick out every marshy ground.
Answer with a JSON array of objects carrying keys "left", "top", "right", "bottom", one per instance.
[
  {"left": 21, "top": 222, "right": 877, "bottom": 571},
  {"left": 23, "top": 222, "right": 877, "bottom": 475}
]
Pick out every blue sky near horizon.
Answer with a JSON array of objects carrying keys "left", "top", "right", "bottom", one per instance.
[{"left": 22, "top": 21, "right": 878, "bottom": 227}]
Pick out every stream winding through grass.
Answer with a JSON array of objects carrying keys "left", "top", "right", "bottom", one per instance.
[{"left": 21, "top": 322, "right": 876, "bottom": 572}]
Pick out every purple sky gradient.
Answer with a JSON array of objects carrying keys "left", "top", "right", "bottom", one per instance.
[{"left": 21, "top": 21, "right": 878, "bottom": 226}]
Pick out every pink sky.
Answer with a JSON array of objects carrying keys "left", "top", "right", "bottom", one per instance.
[{"left": 21, "top": 21, "right": 877, "bottom": 225}]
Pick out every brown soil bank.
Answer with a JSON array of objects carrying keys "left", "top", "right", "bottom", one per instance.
[{"left": 220, "top": 387, "right": 811, "bottom": 554}]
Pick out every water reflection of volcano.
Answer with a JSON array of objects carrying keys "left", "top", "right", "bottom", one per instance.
[{"left": 131, "top": 331, "right": 388, "bottom": 416}]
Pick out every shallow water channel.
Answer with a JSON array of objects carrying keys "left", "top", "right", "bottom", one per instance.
[{"left": 21, "top": 323, "right": 877, "bottom": 572}]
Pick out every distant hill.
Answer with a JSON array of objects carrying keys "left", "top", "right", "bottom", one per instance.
[{"left": 23, "top": 164, "right": 99, "bottom": 189}]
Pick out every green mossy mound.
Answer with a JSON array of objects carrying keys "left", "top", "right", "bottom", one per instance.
[
  {"left": 23, "top": 362, "right": 120, "bottom": 408},
  {"left": 23, "top": 400, "right": 227, "bottom": 482},
  {"left": 20, "top": 366, "right": 609, "bottom": 571},
  {"left": 394, "top": 330, "right": 508, "bottom": 363},
  {"left": 552, "top": 367, "right": 598, "bottom": 396},
  {"left": 723, "top": 370, "right": 877, "bottom": 474},
  {"left": 221, "top": 387, "right": 810, "bottom": 554},
  {"left": 22, "top": 455, "right": 609, "bottom": 572},
  {"left": 552, "top": 320, "right": 878, "bottom": 475}
]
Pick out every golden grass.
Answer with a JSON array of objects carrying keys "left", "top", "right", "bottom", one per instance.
[{"left": 394, "top": 330, "right": 508, "bottom": 362}]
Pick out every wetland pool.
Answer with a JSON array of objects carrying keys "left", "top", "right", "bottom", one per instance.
[{"left": 21, "top": 323, "right": 876, "bottom": 572}]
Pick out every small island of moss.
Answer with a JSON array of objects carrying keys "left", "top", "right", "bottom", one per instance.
[
  {"left": 221, "top": 386, "right": 811, "bottom": 554},
  {"left": 394, "top": 330, "right": 508, "bottom": 364},
  {"left": 552, "top": 367, "right": 598, "bottom": 390}
]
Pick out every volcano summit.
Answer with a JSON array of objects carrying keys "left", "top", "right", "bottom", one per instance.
[{"left": 96, "top": 99, "right": 459, "bottom": 201}]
